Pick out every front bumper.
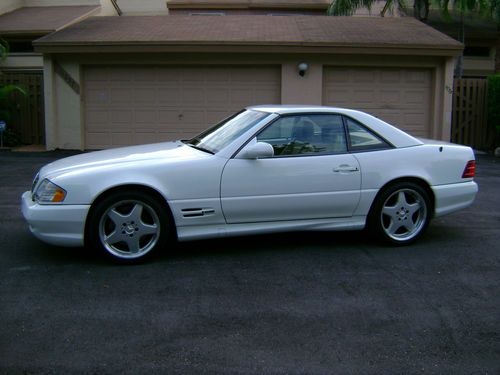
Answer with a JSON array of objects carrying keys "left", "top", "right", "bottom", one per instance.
[{"left": 21, "top": 191, "right": 90, "bottom": 247}]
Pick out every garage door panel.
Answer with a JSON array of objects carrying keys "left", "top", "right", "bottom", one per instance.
[
  {"left": 182, "top": 88, "right": 206, "bottom": 105},
  {"left": 255, "top": 88, "right": 281, "bottom": 103},
  {"left": 352, "top": 70, "right": 377, "bottom": 83},
  {"left": 405, "top": 70, "right": 430, "bottom": 84},
  {"left": 110, "top": 88, "right": 135, "bottom": 104},
  {"left": 86, "top": 132, "right": 110, "bottom": 149},
  {"left": 86, "top": 110, "right": 108, "bottom": 126},
  {"left": 205, "top": 69, "right": 231, "bottom": 82},
  {"left": 158, "top": 110, "right": 181, "bottom": 123},
  {"left": 379, "top": 90, "right": 401, "bottom": 104},
  {"left": 380, "top": 70, "right": 401, "bottom": 83},
  {"left": 86, "top": 90, "right": 109, "bottom": 106},
  {"left": 135, "top": 110, "right": 157, "bottom": 124},
  {"left": 323, "top": 67, "right": 431, "bottom": 137},
  {"left": 404, "top": 90, "right": 427, "bottom": 105},
  {"left": 158, "top": 88, "right": 181, "bottom": 104},
  {"left": 110, "top": 132, "right": 132, "bottom": 146},
  {"left": 108, "top": 69, "right": 132, "bottom": 82},
  {"left": 207, "top": 89, "right": 231, "bottom": 105},
  {"left": 134, "top": 88, "right": 158, "bottom": 103},
  {"left": 206, "top": 110, "right": 231, "bottom": 124}
]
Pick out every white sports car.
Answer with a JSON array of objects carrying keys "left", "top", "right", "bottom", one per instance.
[{"left": 22, "top": 106, "right": 478, "bottom": 262}]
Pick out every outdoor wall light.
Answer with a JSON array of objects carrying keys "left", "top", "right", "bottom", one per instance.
[{"left": 297, "top": 62, "right": 309, "bottom": 77}]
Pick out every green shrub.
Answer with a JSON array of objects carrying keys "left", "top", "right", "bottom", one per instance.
[{"left": 1, "top": 128, "right": 21, "bottom": 147}]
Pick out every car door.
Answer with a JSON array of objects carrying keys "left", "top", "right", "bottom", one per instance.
[{"left": 220, "top": 114, "right": 361, "bottom": 224}]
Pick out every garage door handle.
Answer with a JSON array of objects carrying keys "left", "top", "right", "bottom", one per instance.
[{"left": 333, "top": 165, "right": 359, "bottom": 173}]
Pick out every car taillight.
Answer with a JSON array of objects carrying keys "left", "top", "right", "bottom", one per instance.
[{"left": 462, "top": 160, "right": 476, "bottom": 178}]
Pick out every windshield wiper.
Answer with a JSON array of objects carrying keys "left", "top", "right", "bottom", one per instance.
[{"left": 186, "top": 143, "right": 214, "bottom": 154}]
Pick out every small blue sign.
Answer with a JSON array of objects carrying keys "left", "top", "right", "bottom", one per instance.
[{"left": 0, "top": 121, "right": 6, "bottom": 132}]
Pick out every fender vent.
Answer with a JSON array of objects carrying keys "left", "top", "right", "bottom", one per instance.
[{"left": 181, "top": 208, "right": 215, "bottom": 218}]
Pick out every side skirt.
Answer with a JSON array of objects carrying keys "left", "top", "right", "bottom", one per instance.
[{"left": 176, "top": 216, "right": 367, "bottom": 242}]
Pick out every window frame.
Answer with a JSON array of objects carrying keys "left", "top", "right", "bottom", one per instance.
[
  {"left": 253, "top": 112, "right": 350, "bottom": 158},
  {"left": 342, "top": 115, "right": 394, "bottom": 153}
]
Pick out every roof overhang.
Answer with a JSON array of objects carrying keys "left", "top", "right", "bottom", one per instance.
[
  {"left": 0, "top": 5, "right": 101, "bottom": 37},
  {"left": 33, "top": 15, "right": 464, "bottom": 57}
]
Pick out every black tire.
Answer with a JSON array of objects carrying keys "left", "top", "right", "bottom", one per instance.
[
  {"left": 86, "top": 190, "right": 170, "bottom": 263},
  {"left": 368, "top": 182, "right": 432, "bottom": 246}
]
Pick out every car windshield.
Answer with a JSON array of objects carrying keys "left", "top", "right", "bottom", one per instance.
[{"left": 185, "top": 109, "right": 271, "bottom": 154}]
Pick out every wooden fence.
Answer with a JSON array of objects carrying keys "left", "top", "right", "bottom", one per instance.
[
  {"left": 451, "top": 78, "right": 492, "bottom": 150},
  {"left": 0, "top": 72, "right": 45, "bottom": 145}
]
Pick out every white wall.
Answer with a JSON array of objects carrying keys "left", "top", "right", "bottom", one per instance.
[
  {"left": 24, "top": 0, "right": 99, "bottom": 6},
  {"left": 43, "top": 56, "right": 83, "bottom": 149},
  {"left": 2, "top": 54, "right": 43, "bottom": 70},
  {"left": 108, "top": 0, "right": 168, "bottom": 15},
  {"left": 0, "top": 0, "right": 22, "bottom": 14}
]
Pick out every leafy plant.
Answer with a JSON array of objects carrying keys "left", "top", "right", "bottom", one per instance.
[
  {"left": 0, "top": 38, "right": 8, "bottom": 61},
  {"left": 1, "top": 128, "right": 21, "bottom": 147},
  {"left": 0, "top": 84, "right": 27, "bottom": 122},
  {"left": 0, "top": 39, "right": 27, "bottom": 137},
  {"left": 327, "top": 0, "right": 499, "bottom": 22}
]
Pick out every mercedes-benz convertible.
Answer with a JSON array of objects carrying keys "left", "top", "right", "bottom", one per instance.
[{"left": 22, "top": 106, "right": 478, "bottom": 262}]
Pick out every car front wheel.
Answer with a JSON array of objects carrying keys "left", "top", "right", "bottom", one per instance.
[
  {"left": 87, "top": 191, "right": 169, "bottom": 262},
  {"left": 369, "top": 182, "right": 431, "bottom": 245}
]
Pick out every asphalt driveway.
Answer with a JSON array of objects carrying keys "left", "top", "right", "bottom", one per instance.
[{"left": 0, "top": 150, "right": 498, "bottom": 374}]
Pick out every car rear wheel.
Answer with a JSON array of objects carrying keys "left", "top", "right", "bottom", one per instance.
[
  {"left": 88, "top": 191, "right": 169, "bottom": 262},
  {"left": 369, "top": 182, "right": 431, "bottom": 245}
]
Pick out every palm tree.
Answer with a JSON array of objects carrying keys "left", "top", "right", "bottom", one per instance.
[
  {"left": 327, "top": 0, "right": 413, "bottom": 18},
  {"left": 327, "top": 0, "right": 498, "bottom": 22},
  {"left": 327, "top": 0, "right": 498, "bottom": 77},
  {"left": 0, "top": 39, "right": 26, "bottom": 126}
]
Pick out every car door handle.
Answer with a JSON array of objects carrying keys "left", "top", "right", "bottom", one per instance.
[{"left": 333, "top": 165, "right": 359, "bottom": 173}]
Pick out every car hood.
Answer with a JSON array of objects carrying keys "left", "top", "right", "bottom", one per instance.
[{"left": 40, "top": 141, "right": 205, "bottom": 178}]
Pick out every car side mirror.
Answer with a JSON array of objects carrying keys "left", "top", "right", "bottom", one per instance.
[{"left": 239, "top": 142, "right": 274, "bottom": 159}]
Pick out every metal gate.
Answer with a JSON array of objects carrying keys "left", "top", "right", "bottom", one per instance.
[{"left": 0, "top": 71, "right": 45, "bottom": 145}]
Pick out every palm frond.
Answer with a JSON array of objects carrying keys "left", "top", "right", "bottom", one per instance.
[
  {"left": 0, "top": 39, "right": 9, "bottom": 62},
  {"left": 327, "top": 0, "right": 375, "bottom": 16},
  {"left": 0, "top": 84, "right": 26, "bottom": 100}
]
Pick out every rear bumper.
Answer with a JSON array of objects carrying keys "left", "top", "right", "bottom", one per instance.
[
  {"left": 21, "top": 191, "right": 90, "bottom": 247},
  {"left": 432, "top": 181, "right": 478, "bottom": 217}
]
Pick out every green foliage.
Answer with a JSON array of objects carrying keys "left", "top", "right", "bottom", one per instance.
[
  {"left": 327, "top": 0, "right": 374, "bottom": 16},
  {"left": 1, "top": 128, "right": 22, "bottom": 147},
  {"left": 327, "top": 0, "right": 499, "bottom": 22},
  {"left": 437, "top": 0, "right": 500, "bottom": 22},
  {"left": 0, "top": 40, "right": 27, "bottom": 126},
  {"left": 327, "top": 0, "right": 410, "bottom": 17},
  {"left": 0, "top": 84, "right": 26, "bottom": 122},
  {"left": 487, "top": 75, "right": 500, "bottom": 134},
  {"left": 0, "top": 39, "right": 8, "bottom": 62}
]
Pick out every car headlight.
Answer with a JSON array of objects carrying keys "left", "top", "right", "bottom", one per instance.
[{"left": 33, "top": 179, "right": 67, "bottom": 203}]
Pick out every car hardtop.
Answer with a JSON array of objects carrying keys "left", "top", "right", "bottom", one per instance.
[
  {"left": 247, "top": 105, "right": 359, "bottom": 116},
  {"left": 247, "top": 105, "right": 423, "bottom": 148}
]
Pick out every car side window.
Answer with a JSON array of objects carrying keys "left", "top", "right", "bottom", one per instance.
[
  {"left": 346, "top": 117, "right": 390, "bottom": 151},
  {"left": 257, "top": 114, "right": 347, "bottom": 156}
]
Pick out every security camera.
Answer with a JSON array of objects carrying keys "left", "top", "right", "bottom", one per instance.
[{"left": 298, "top": 62, "right": 309, "bottom": 77}]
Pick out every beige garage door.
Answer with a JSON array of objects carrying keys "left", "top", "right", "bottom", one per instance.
[
  {"left": 84, "top": 66, "right": 281, "bottom": 149},
  {"left": 323, "top": 67, "right": 432, "bottom": 137}
]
